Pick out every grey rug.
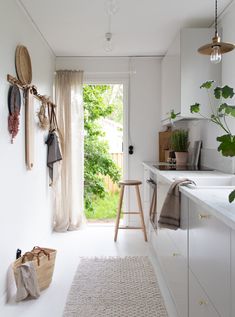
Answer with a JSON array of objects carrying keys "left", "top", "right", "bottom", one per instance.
[{"left": 63, "top": 256, "right": 168, "bottom": 317}]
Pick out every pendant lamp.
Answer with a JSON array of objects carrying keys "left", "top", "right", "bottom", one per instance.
[{"left": 198, "top": 0, "right": 235, "bottom": 64}]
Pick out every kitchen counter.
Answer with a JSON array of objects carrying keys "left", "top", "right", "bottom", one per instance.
[
  {"left": 143, "top": 161, "right": 235, "bottom": 229},
  {"left": 180, "top": 186, "right": 235, "bottom": 230},
  {"left": 143, "top": 161, "right": 232, "bottom": 185}
]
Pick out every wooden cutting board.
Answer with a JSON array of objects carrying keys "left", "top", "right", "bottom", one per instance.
[{"left": 159, "top": 129, "right": 172, "bottom": 162}]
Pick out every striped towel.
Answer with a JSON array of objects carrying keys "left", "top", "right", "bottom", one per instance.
[{"left": 158, "top": 178, "right": 194, "bottom": 230}]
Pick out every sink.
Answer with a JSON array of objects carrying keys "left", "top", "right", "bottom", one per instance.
[{"left": 185, "top": 175, "right": 235, "bottom": 188}]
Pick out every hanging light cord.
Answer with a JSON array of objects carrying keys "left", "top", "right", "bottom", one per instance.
[{"left": 215, "top": 0, "right": 218, "bottom": 36}]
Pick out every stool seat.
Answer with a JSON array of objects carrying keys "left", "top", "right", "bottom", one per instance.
[
  {"left": 119, "top": 180, "right": 142, "bottom": 186},
  {"left": 114, "top": 179, "right": 147, "bottom": 242}
]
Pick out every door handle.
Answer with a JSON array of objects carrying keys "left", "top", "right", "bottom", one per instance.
[
  {"left": 199, "top": 214, "right": 210, "bottom": 220},
  {"left": 198, "top": 299, "right": 208, "bottom": 306}
]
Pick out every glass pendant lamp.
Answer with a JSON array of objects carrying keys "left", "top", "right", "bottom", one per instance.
[{"left": 198, "top": 0, "right": 234, "bottom": 63}]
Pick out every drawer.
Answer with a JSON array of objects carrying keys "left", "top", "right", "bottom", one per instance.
[
  {"left": 152, "top": 229, "right": 188, "bottom": 317},
  {"left": 189, "top": 270, "right": 220, "bottom": 317},
  {"left": 162, "top": 249, "right": 188, "bottom": 317},
  {"left": 189, "top": 201, "right": 231, "bottom": 317}
]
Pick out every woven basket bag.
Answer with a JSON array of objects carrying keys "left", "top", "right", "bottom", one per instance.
[{"left": 13, "top": 246, "right": 57, "bottom": 291}]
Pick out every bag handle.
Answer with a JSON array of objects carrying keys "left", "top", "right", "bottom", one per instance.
[
  {"left": 21, "top": 251, "right": 40, "bottom": 266},
  {"left": 32, "top": 246, "right": 50, "bottom": 260}
]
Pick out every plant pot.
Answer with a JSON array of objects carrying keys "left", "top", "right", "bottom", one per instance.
[{"left": 175, "top": 152, "right": 188, "bottom": 166}]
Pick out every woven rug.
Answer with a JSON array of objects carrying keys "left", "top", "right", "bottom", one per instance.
[{"left": 63, "top": 256, "right": 168, "bottom": 317}]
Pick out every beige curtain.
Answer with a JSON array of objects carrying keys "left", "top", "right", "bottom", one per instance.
[{"left": 53, "top": 70, "right": 84, "bottom": 231}]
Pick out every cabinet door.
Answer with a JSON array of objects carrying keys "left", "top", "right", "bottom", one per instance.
[
  {"left": 152, "top": 229, "right": 188, "bottom": 317},
  {"left": 168, "top": 194, "right": 188, "bottom": 258},
  {"left": 189, "top": 270, "right": 220, "bottom": 317},
  {"left": 161, "top": 33, "right": 180, "bottom": 121},
  {"left": 189, "top": 201, "right": 231, "bottom": 317},
  {"left": 231, "top": 230, "right": 235, "bottom": 316},
  {"left": 143, "top": 168, "right": 151, "bottom": 229},
  {"left": 181, "top": 28, "right": 221, "bottom": 118}
]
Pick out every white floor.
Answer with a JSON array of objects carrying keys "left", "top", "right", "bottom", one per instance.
[{"left": 1, "top": 224, "right": 178, "bottom": 317}]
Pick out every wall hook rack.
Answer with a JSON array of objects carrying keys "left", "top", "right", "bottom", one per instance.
[{"left": 7, "top": 74, "right": 57, "bottom": 108}]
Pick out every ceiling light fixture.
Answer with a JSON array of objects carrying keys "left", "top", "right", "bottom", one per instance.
[
  {"left": 105, "top": 0, "right": 119, "bottom": 16},
  {"left": 104, "top": 32, "right": 113, "bottom": 52},
  {"left": 198, "top": 0, "right": 235, "bottom": 64}
]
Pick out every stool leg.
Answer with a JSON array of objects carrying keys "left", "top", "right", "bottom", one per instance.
[
  {"left": 135, "top": 185, "right": 148, "bottom": 242},
  {"left": 114, "top": 185, "right": 124, "bottom": 242}
]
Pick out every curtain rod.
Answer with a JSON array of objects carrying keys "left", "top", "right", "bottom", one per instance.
[{"left": 54, "top": 71, "right": 136, "bottom": 75}]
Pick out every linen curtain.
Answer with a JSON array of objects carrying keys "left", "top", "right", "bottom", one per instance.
[{"left": 53, "top": 70, "right": 84, "bottom": 231}]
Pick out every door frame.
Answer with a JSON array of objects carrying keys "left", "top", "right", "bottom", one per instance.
[{"left": 83, "top": 76, "right": 129, "bottom": 217}]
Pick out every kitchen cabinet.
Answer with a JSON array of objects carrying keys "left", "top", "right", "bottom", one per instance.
[
  {"left": 231, "top": 230, "right": 235, "bottom": 317},
  {"left": 150, "top": 179, "right": 188, "bottom": 317},
  {"left": 161, "top": 28, "right": 221, "bottom": 122},
  {"left": 189, "top": 270, "right": 220, "bottom": 317},
  {"left": 188, "top": 200, "right": 231, "bottom": 317},
  {"left": 142, "top": 164, "right": 235, "bottom": 317}
]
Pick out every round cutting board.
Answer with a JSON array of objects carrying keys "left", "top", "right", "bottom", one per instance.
[{"left": 15, "top": 45, "right": 32, "bottom": 85}]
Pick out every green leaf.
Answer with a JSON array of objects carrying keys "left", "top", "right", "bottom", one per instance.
[
  {"left": 214, "top": 87, "right": 222, "bottom": 99},
  {"left": 219, "top": 103, "right": 235, "bottom": 117},
  {"left": 222, "top": 85, "right": 235, "bottom": 99},
  {"left": 190, "top": 103, "right": 200, "bottom": 113},
  {"left": 170, "top": 110, "right": 177, "bottom": 119},
  {"left": 214, "top": 85, "right": 235, "bottom": 99},
  {"left": 216, "top": 134, "right": 235, "bottom": 157},
  {"left": 229, "top": 190, "right": 235, "bottom": 203},
  {"left": 200, "top": 81, "right": 214, "bottom": 89}
]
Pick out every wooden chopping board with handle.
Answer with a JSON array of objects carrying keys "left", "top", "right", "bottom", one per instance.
[
  {"left": 159, "top": 129, "right": 172, "bottom": 162},
  {"left": 25, "top": 87, "right": 34, "bottom": 170}
]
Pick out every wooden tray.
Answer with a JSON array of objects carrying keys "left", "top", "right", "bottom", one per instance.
[{"left": 15, "top": 45, "right": 32, "bottom": 85}]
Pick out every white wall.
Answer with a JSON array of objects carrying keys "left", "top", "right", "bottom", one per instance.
[
  {"left": 0, "top": 1, "right": 55, "bottom": 304},
  {"left": 56, "top": 56, "right": 161, "bottom": 221}
]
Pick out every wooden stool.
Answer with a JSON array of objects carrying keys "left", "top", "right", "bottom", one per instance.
[{"left": 114, "top": 180, "right": 148, "bottom": 242}]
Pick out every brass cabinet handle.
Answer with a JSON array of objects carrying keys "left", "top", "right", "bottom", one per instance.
[
  {"left": 199, "top": 299, "right": 208, "bottom": 306},
  {"left": 199, "top": 214, "right": 210, "bottom": 220},
  {"left": 172, "top": 252, "right": 181, "bottom": 257}
]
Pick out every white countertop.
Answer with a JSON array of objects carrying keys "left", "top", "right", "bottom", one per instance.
[
  {"left": 143, "top": 161, "right": 232, "bottom": 185},
  {"left": 143, "top": 161, "right": 235, "bottom": 229},
  {"left": 180, "top": 186, "right": 235, "bottom": 230}
]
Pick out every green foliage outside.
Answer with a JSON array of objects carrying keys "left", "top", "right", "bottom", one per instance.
[
  {"left": 85, "top": 192, "right": 120, "bottom": 220},
  {"left": 83, "top": 84, "right": 123, "bottom": 217}
]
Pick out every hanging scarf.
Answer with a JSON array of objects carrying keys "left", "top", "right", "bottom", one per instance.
[
  {"left": 8, "top": 85, "right": 21, "bottom": 143},
  {"left": 45, "top": 105, "right": 62, "bottom": 185}
]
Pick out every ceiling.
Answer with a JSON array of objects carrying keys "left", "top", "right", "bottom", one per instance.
[{"left": 19, "top": 0, "right": 233, "bottom": 57}]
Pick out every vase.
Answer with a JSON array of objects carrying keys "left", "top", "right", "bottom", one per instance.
[{"left": 175, "top": 152, "right": 188, "bottom": 166}]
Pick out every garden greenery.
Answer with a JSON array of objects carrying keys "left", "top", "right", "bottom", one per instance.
[{"left": 83, "top": 85, "right": 121, "bottom": 213}]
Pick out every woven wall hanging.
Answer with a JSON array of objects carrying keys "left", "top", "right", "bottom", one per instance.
[{"left": 8, "top": 85, "right": 21, "bottom": 143}]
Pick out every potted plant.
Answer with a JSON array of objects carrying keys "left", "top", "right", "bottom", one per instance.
[
  {"left": 170, "top": 129, "right": 189, "bottom": 165},
  {"left": 170, "top": 80, "right": 235, "bottom": 202}
]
